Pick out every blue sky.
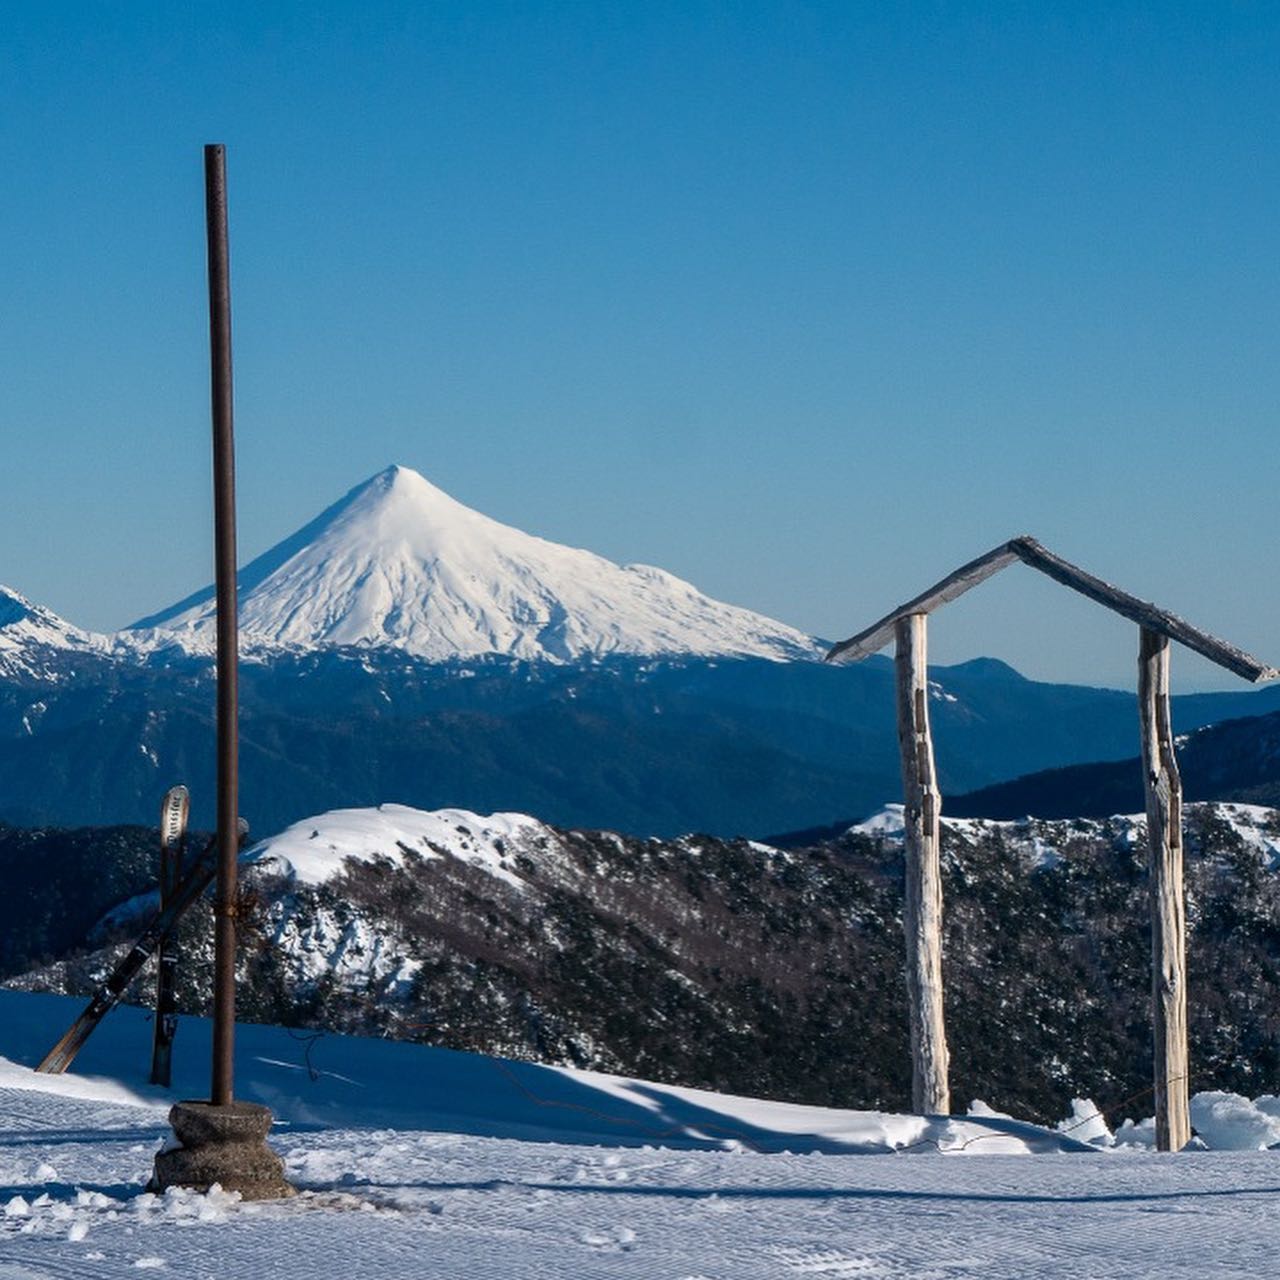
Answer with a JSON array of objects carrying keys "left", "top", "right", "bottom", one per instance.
[{"left": 2, "top": 2, "right": 1276, "bottom": 689}]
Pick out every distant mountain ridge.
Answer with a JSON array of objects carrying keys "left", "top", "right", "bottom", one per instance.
[
  {"left": 3, "top": 466, "right": 1278, "bottom": 836},
  {"left": 947, "top": 707, "right": 1280, "bottom": 819},
  {"left": 128, "top": 465, "right": 823, "bottom": 664},
  {"left": 2, "top": 641, "right": 1278, "bottom": 837}
]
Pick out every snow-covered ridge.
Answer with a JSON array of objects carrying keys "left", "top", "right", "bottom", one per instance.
[
  {"left": 853, "top": 801, "right": 1280, "bottom": 870},
  {"left": 237, "top": 805, "right": 564, "bottom": 993},
  {"left": 127, "top": 465, "right": 824, "bottom": 664},
  {"left": 243, "top": 803, "right": 548, "bottom": 892},
  {"left": 250, "top": 800, "right": 1280, "bottom": 899},
  {"left": 0, "top": 584, "right": 112, "bottom": 680}
]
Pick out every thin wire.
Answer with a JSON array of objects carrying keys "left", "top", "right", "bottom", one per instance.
[{"left": 285, "top": 1026, "right": 326, "bottom": 1082}]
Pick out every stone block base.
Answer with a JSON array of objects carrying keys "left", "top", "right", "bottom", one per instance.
[{"left": 150, "top": 1100, "right": 295, "bottom": 1201}]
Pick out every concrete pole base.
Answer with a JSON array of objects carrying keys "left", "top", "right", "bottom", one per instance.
[{"left": 149, "top": 1100, "right": 295, "bottom": 1201}]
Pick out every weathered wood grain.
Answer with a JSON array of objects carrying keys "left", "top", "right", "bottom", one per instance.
[
  {"left": 1139, "top": 627, "right": 1190, "bottom": 1153},
  {"left": 1012, "top": 538, "right": 1276, "bottom": 684},
  {"left": 895, "top": 613, "right": 951, "bottom": 1116}
]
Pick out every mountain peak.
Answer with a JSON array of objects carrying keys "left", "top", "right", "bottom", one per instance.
[
  {"left": 941, "top": 657, "right": 1028, "bottom": 682},
  {"left": 0, "top": 585, "right": 89, "bottom": 641},
  {"left": 0, "top": 584, "right": 108, "bottom": 678},
  {"left": 129, "top": 467, "right": 823, "bottom": 664},
  {"left": 364, "top": 463, "right": 451, "bottom": 502},
  {"left": 0, "top": 585, "right": 36, "bottom": 629}
]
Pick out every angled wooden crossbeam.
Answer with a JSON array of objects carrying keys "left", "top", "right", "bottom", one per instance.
[
  {"left": 826, "top": 541, "right": 1021, "bottom": 666},
  {"left": 1008, "top": 538, "right": 1277, "bottom": 684},
  {"left": 827, "top": 535, "right": 1278, "bottom": 684}
]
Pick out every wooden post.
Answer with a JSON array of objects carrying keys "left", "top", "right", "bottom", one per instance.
[
  {"left": 894, "top": 613, "right": 950, "bottom": 1115},
  {"left": 1138, "top": 627, "right": 1190, "bottom": 1152}
]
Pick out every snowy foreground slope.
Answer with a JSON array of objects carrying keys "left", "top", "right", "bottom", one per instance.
[
  {"left": 128, "top": 465, "right": 823, "bottom": 663},
  {"left": 4, "top": 993, "right": 1280, "bottom": 1277}
]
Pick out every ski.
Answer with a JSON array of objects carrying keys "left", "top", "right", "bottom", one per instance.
[
  {"left": 36, "top": 819, "right": 248, "bottom": 1075},
  {"left": 150, "top": 786, "right": 191, "bottom": 1087},
  {"left": 159, "top": 785, "right": 190, "bottom": 853}
]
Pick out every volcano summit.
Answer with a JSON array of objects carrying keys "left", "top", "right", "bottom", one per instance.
[{"left": 129, "top": 465, "right": 823, "bottom": 664}]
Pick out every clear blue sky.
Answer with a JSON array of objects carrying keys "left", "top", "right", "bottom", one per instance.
[{"left": 2, "top": 2, "right": 1276, "bottom": 689}]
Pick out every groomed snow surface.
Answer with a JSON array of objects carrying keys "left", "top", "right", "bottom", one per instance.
[{"left": 2, "top": 993, "right": 1280, "bottom": 1277}]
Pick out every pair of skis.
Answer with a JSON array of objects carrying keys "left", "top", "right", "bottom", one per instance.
[
  {"left": 36, "top": 789, "right": 247, "bottom": 1077},
  {"left": 150, "top": 785, "right": 191, "bottom": 1086}
]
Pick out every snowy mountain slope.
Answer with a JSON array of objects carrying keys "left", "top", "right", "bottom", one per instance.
[
  {"left": 129, "top": 465, "right": 824, "bottom": 662},
  {"left": 851, "top": 799, "right": 1280, "bottom": 867},
  {"left": 0, "top": 584, "right": 112, "bottom": 681},
  {"left": 23, "top": 798, "right": 1280, "bottom": 1127}
]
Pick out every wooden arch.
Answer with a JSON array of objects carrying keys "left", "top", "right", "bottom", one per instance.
[{"left": 825, "top": 536, "right": 1277, "bottom": 1151}]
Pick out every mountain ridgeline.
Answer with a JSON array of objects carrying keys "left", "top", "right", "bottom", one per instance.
[
  {"left": 4, "top": 645, "right": 1280, "bottom": 837},
  {"left": 947, "top": 707, "right": 1280, "bottom": 820},
  {"left": 2, "top": 465, "right": 1278, "bottom": 837}
]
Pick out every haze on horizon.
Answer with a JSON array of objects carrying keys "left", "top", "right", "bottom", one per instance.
[{"left": 2, "top": 3, "right": 1276, "bottom": 691}]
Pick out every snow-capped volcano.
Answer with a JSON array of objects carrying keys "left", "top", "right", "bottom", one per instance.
[{"left": 129, "top": 465, "right": 823, "bottom": 663}]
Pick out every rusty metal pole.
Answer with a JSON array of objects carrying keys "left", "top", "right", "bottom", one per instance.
[
  {"left": 205, "top": 143, "right": 239, "bottom": 1108},
  {"left": 149, "top": 150, "right": 290, "bottom": 1200}
]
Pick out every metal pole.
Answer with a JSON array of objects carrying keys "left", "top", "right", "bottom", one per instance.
[{"left": 205, "top": 143, "right": 239, "bottom": 1108}]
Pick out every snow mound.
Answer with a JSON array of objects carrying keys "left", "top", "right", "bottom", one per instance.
[
  {"left": 1209, "top": 803, "right": 1280, "bottom": 869},
  {"left": 243, "top": 803, "right": 547, "bottom": 891},
  {"left": 128, "top": 465, "right": 824, "bottom": 664},
  {"left": 852, "top": 803, "right": 907, "bottom": 837},
  {"left": 1189, "top": 1092, "right": 1280, "bottom": 1150}
]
